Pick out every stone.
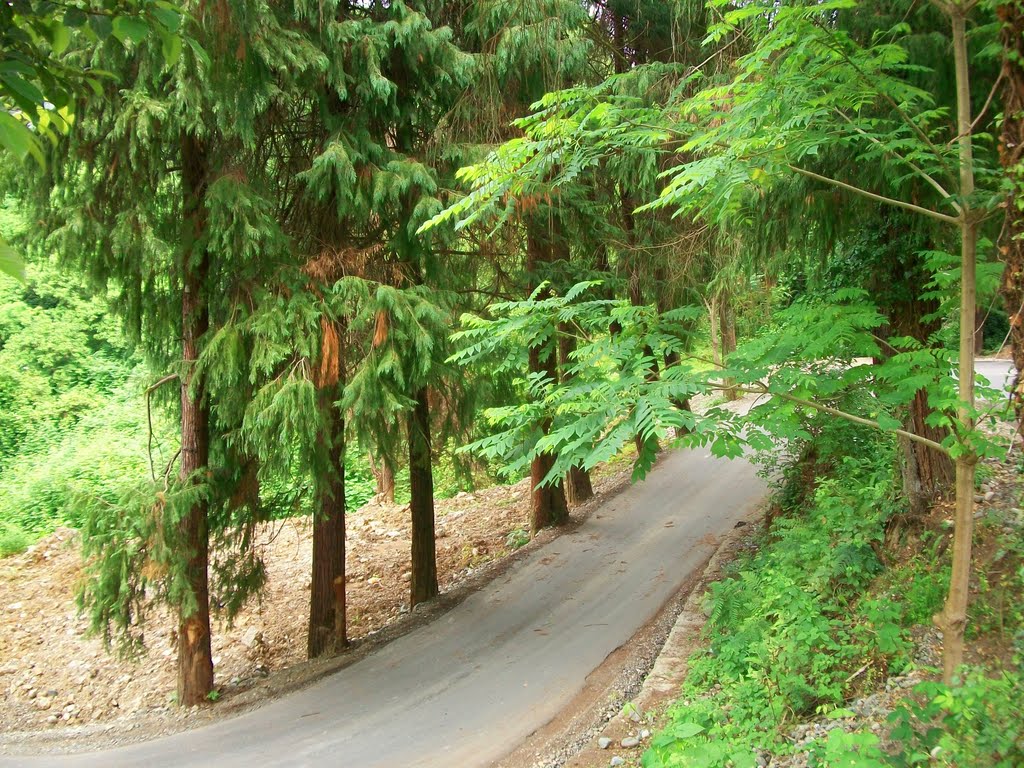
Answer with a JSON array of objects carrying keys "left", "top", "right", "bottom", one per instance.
[
  {"left": 598, "top": 737, "right": 612, "bottom": 749},
  {"left": 46, "top": 715, "right": 58, "bottom": 725},
  {"left": 621, "top": 736, "right": 640, "bottom": 748},
  {"left": 240, "top": 628, "right": 262, "bottom": 648},
  {"left": 985, "top": 490, "right": 996, "bottom": 502},
  {"left": 640, "top": 729, "right": 651, "bottom": 739},
  {"left": 610, "top": 758, "right": 625, "bottom": 767}
]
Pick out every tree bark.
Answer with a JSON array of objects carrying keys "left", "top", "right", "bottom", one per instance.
[
  {"left": 408, "top": 386, "right": 439, "bottom": 606},
  {"left": 526, "top": 223, "right": 570, "bottom": 532},
  {"left": 177, "top": 131, "right": 214, "bottom": 707},
  {"left": 718, "top": 294, "right": 738, "bottom": 401},
  {"left": 369, "top": 453, "right": 396, "bottom": 504},
  {"left": 999, "top": 0, "right": 1024, "bottom": 414},
  {"left": 934, "top": 7, "right": 978, "bottom": 685},
  {"left": 709, "top": 296, "right": 721, "bottom": 367},
  {"left": 558, "top": 328, "right": 594, "bottom": 507},
  {"left": 871, "top": 236, "right": 956, "bottom": 516},
  {"left": 564, "top": 466, "right": 594, "bottom": 508},
  {"left": 308, "top": 320, "right": 347, "bottom": 658}
]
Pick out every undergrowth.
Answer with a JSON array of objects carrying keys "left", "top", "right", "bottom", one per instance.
[{"left": 644, "top": 416, "right": 1024, "bottom": 768}]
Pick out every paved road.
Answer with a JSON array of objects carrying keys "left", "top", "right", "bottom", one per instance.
[
  {"left": 4, "top": 448, "right": 765, "bottom": 768},
  {"left": 975, "top": 359, "right": 1016, "bottom": 393}
]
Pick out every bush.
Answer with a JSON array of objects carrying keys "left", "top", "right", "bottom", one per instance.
[
  {"left": 644, "top": 425, "right": 909, "bottom": 767},
  {"left": 0, "top": 520, "right": 29, "bottom": 557}
]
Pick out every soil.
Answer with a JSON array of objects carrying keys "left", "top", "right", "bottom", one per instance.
[{"left": 0, "top": 460, "right": 635, "bottom": 751}]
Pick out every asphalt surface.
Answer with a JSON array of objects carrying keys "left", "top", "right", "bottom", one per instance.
[
  {"left": 975, "top": 358, "right": 1016, "bottom": 393},
  {"left": 5, "top": 447, "right": 765, "bottom": 768}
]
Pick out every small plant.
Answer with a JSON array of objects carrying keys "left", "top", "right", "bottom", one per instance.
[
  {"left": 206, "top": 689, "right": 221, "bottom": 703},
  {"left": 505, "top": 528, "right": 530, "bottom": 550}
]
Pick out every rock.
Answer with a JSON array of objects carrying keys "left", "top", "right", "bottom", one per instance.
[
  {"left": 985, "top": 490, "right": 996, "bottom": 502},
  {"left": 598, "top": 737, "right": 612, "bottom": 749},
  {"left": 401, "top": 572, "right": 412, "bottom": 583},
  {"left": 629, "top": 710, "right": 642, "bottom": 723},
  {"left": 36, "top": 697, "right": 52, "bottom": 710},
  {"left": 974, "top": 494, "right": 983, "bottom": 503},
  {"left": 640, "top": 729, "right": 651, "bottom": 739},
  {"left": 610, "top": 758, "right": 625, "bottom": 767},
  {"left": 46, "top": 715, "right": 58, "bottom": 725},
  {"left": 621, "top": 736, "right": 640, "bottom": 748},
  {"left": 240, "top": 628, "right": 262, "bottom": 649}
]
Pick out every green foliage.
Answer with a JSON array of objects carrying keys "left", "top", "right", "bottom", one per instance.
[
  {"left": 644, "top": 425, "right": 910, "bottom": 767},
  {"left": 883, "top": 652, "right": 1024, "bottom": 767},
  {"left": 0, "top": 520, "right": 29, "bottom": 557}
]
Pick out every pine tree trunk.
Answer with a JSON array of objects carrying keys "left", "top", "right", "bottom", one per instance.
[
  {"left": 369, "top": 453, "right": 396, "bottom": 504},
  {"left": 564, "top": 466, "right": 594, "bottom": 508},
  {"left": 177, "top": 131, "right": 214, "bottom": 707},
  {"left": 558, "top": 328, "right": 594, "bottom": 507},
  {"left": 999, "top": 0, "right": 1024, "bottom": 413},
  {"left": 526, "top": 223, "right": 570, "bottom": 533},
  {"left": 621, "top": 195, "right": 662, "bottom": 454},
  {"left": 408, "top": 386, "right": 438, "bottom": 607},
  {"left": 872, "top": 237, "right": 956, "bottom": 517},
  {"left": 655, "top": 269, "right": 694, "bottom": 421},
  {"left": 528, "top": 339, "right": 571, "bottom": 532},
  {"left": 308, "top": 320, "right": 347, "bottom": 658}
]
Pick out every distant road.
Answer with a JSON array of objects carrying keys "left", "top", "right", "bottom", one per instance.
[
  {"left": 975, "top": 359, "right": 1016, "bottom": 393},
  {"left": 3, "top": 448, "right": 766, "bottom": 768}
]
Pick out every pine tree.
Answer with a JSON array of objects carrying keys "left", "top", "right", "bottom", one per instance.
[{"left": 33, "top": 0, "right": 324, "bottom": 703}]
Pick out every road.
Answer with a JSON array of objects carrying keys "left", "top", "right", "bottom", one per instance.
[
  {"left": 4, "top": 448, "right": 765, "bottom": 768},
  {"left": 975, "top": 358, "right": 1016, "bottom": 393}
]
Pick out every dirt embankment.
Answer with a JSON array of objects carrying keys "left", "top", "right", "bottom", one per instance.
[{"left": 0, "top": 463, "right": 633, "bottom": 748}]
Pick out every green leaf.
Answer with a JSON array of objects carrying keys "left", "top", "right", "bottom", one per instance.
[
  {"left": 158, "top": 30, "right": 182, "bottom": 68},
  {"left": 63, "top": 8, "right": 89, "bottom": 28},
  {"left": 112, "top": 16, "right": 150, "bottom": 45},
  {"left": 49, "top": 22, "right": 71, "bottom": 55},
  {"left": 0, "top": 111, "right": 44, "bottom": 167},
  {"left": 151, "top": 7, "right": 182, "bottom": 33},
  {"left": 1, "top": 73, "right": 46, "bottom": 110},
  {"left": 670, "top": 722, "right": 706, "bottom": 739},
  {"left": 0, "top": 238, "right": 26, "bottom": 282},
  {"left": 88, "top": 14, "right": 113, "bottom": 39},
  {"left": 875, "top": 412, "right": 903, "bottom": 431}
]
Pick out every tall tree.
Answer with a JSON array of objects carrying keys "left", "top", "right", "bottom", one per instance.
[
  {"left": 1000, "top": 0, "right": 1024, "bottom": 411},
  {"left": 33, "top": 0, "right": 324, "bottom": 702}
]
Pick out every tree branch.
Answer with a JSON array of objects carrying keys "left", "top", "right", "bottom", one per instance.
[
  {"left": 733, "top": 383, "right": 951, "bottom": 455},
  {"left": 787, "top": 165, "right": 961, "bottom": 225}
]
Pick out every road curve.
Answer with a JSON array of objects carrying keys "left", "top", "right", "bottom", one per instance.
[{"left": 4, "top": 449, "right": 765, "bottom": 768}]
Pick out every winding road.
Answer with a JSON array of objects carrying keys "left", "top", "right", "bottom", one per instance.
[
  {"left": 6, "top": 360, "right": 1015, "bottom": 768},
  {"left": 4, "top": 447, "right": 766, "bottom": 768}
]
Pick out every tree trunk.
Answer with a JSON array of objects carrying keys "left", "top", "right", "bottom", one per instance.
[
  {"left": 718, "top": 294, "right": 738, "bottom": 401},
  {"left": 559, "top": 328, "right": 594, "bottom": 507},
  {"left": 408, "top": 386, "right": 438, "bottom": 607},
  {"left": 999, "top": 0, "right": 1024, "bottom": 413},
  {"left": 177, "top": 131, "right": 214, "bottom": 707},
  {"left": 369, "top": 453, "right": 396, "bottom": 504},
  {"left": 654, "top": 267, "right": 694, "bottom": 421},
  {"left": 871, "top": 236, "right": 957, "bottom": 516},
  {"left": 526, "top": 223, "right": 570, "bottom": 532},
  {"left": 308, "top": 320, "right": 347, "bottom": 658},
  {"left": 934, "top": 7, "right": 978, "bottom": 686},
  {"left": 620, "top": 194, "right": 662, "bottom": 455},
  {"left": 564, "top": 466, "right": 594, "bottom": 508},
  {"left": 709, "top": 296, "right": 721, "bottom": 367}
]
